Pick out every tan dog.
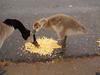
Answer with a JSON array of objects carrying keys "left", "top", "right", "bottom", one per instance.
[{"left": 33, "top": 14, "right": 86, "bottom": 49}]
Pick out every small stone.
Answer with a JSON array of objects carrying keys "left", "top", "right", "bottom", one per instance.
[{"left": 68, "top": 5, "right": 73, "bottom": 8}]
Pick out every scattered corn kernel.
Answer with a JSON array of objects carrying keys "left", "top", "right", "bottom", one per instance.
[{"left": 23, "top": 37, "right": 61, "bottom": 56}]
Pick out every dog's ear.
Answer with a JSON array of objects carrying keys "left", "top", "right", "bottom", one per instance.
[
  {"left": 40, "top": 18, "right": 48, "bottom": 25},
  {"left": 34, "top": 22, "right": 39, "bottom": 27},
  {"left": 33, "top": 22, "right": 40, "bottom": 29}
]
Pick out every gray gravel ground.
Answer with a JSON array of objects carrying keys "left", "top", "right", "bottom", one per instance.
[
  {"left": 0, "top": 0, "right": 100, "bottom": 75},
  {"left": 0, "top": 0, "right": 100, "bottom": 61}
]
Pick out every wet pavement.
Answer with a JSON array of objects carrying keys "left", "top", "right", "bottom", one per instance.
[{"left": 0, "top": 0, "right": 100, "bottom": 61}]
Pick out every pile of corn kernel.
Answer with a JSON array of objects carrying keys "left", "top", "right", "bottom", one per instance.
[{"left": 23, "top": 37, "right": 61, "bottom": 56}]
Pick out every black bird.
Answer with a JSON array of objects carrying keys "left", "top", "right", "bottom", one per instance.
[{"left": 0, "top": 19, "right": 30, "bottom": 48}]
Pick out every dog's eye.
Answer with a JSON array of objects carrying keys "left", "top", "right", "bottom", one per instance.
[
  {"left": 34, "top": 24, "right": 37, "bottom": 27},
  {"left": 36, "top": 26, "right": 39, "bottom": 29}
]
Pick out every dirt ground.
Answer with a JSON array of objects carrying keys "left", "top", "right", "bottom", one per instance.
[{"left": 0, "top": 56, "right": 99, "bottom": 75}]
